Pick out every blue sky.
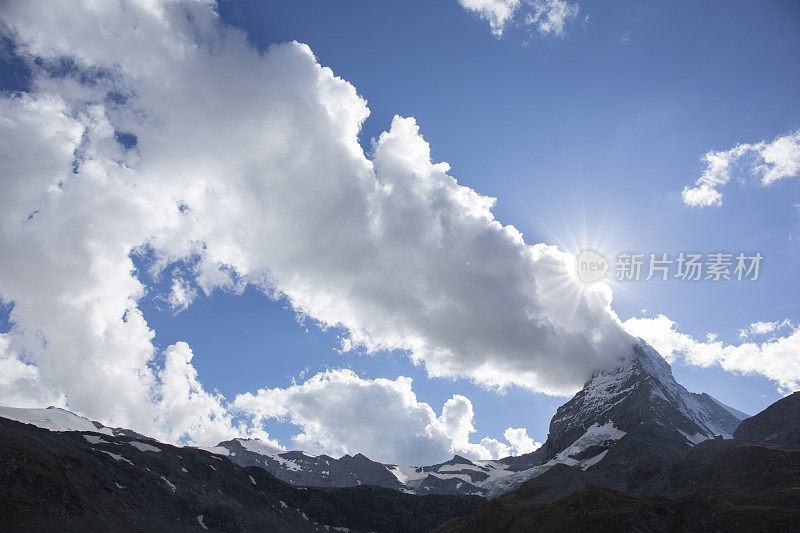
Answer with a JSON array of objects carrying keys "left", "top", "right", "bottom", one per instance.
[{"left": 1, "top": 0, "right": 799, "bottom": 461}]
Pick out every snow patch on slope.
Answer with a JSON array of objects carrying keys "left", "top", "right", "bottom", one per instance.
[
  {"left": 580, "top": 449, "right": 608, "bottom": 469},
  {"left": 481, "top": 422, "right": 625, "bottom": 497},
  {"left": 198, "top": 445, "right": 231, "bottom": 457},
  {"left": 161, "top": 476, "right": 176, "bottom": 492},
  {"left": 387, "top": 465, "right": 428, "bottom": 486},
  {"left": 679, "top": 430, "right": 708, "bottom": 445},
  {"left": 0, "top": 406, "right": 112, "bottom": 434},
  {"left": 272, "top": 455, "right": 303, "bottom": 471},
  {"left": 129, "top": 441, "right": 161, "bottom": 452},
  {"left": 473, "top": 460, "right": 512, "bottom": 484},
  {"left": 238, "top": 438, "right": 284, "bottom": 456},
  {"left": 100, "top": 450, "right": 133, "bottom": 465},
  {"left": 549, "top": 421, "right": 626, "bottom": 467}
]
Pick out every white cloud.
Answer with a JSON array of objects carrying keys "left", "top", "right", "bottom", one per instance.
[
  {"left": 738, "top": 319, "right": 793, "bottom": 339},
  {"left": 524, "top": 0, "right": 579, "bottom": 37},
  {"left": 503, "top": 426, "right": 541, "bottom": 454},
  {"left": 0, "top": 332, "right": 60, "bottom": 408},
  {"left": 459, "top": 0, "right": 520, "bottom": 36},
  {"left": 156, "top": 342, "right": 277, "bottom": 446},
  {"left": 0, "top": 0, "right": 633, "bottom": 451},
  {"left": 624, "top": 314, "right": 800, "bottom": 393},
  {"left": 3, "top": 0, "right": 790, "bottom": 463},
  {"left": 234, "top": 369, "right": 528, "bottom": 464},
  {"left": 458, "top": 0, "right": 579, "bottom": 38},
  {"left": 168, "top": 277, "right": 198, "bottom": 313},
  {"left": 682, "top": 130, "right": 800, "bottom": 207}
]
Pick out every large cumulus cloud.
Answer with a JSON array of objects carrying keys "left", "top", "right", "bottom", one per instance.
[
  {"left": 235, "top": 369, "right": 533, "bottom": 464},
  {"left": 0, "top": 0, "right": 633, "bottom": 451}
]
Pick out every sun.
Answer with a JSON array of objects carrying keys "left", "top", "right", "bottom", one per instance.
[{"left": 517, "top": 198, "right": 648, "bottom": 304}]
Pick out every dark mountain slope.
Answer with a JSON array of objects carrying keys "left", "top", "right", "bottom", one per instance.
[
  {"left": 438, "top": 440, "right": 800, "bottom": 532},
  {"left": 0, "top": 417, "right": 482, "bottom": 532},
  {"left": 436, "top": 484, "right": 800, "bottom": 533},
  {"left": 734, "top": 390, "right": 800, "bottom": 448},
  {"left": 638, "top": 439, "right": 800, "bottom": 500},
  {"left": 585, "top": 418, "right": 692, "bottom": 486},
  {"left": 438, "top": 400, "right": 800, "bottom": 533}
]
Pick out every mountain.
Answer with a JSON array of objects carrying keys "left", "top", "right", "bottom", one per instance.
[
  {"left": 2, "top": 339, "right": 796, "bottom": 531},
  {"left": 502, "top": 340, "right": 745, "bottom": 492},
  {"left": 202, "top": 340, "right": 746, "bottom": 499},
  {"left": 438, "top": 426, "right": 800, "bottom": 532},
  {"left": 212, "top": 437, "right": 522, "bottom": 497},
  {"left": 433, "top": 340, "right": 746, "bottom": 496},
  {"left": 192, "top": 341, "right": 747, "bottom": 500},
  {"left": 540, "top": 340, "right": 742, "bottom": 460},
  {"left": 0, "top": 405, "right": 150, "bottom": 439},
  {"left": 0, "top": 341, "right": 744, "bottom": 503},
  {"left": 734, "top": 391, "right": 800, "bottom": 448},
  {"left": 210, "top": 438, "right": 406, "bottom": 491},
  {"left": 0, "top": 416, "right": 483, "bottom": 532}
]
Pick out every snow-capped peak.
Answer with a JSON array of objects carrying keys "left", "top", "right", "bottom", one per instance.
[{"left": 544, "top": 339, "right": 744, "bottom": 460}]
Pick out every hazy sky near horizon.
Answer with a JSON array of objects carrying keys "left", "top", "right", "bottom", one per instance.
[{"left": 0, "top": 0, "right": 798, "bottom": 463}]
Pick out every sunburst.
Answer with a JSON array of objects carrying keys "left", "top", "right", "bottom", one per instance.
[{"left": 518, "top": 197, "right": 653, "bottom": 325}]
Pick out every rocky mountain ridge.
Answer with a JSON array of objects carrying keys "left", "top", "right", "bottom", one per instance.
[
  {"left": 206, "top": 340, "right": 746, "bottom": 498},
  {"left": 3, "top": 340, "right": 800, "bottom": 532},
  {"left": 0, "top": 415, "right": 483, "bottom": 532},
  {"left": 0, "top": 341, "right": 747, "bottom": 500}
]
